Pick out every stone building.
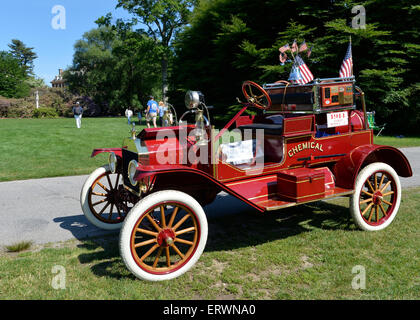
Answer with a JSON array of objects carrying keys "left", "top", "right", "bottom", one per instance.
[{"left": 51, "top": 69, "right": 66, "bottom": 88}]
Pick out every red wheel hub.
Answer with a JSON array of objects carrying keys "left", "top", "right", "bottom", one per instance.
[
  {"left": 372, "top": 191, "right": 383, "bottom": 205},
  {"left": 157, "top": 229, "right": 176, "bottom": 247}
]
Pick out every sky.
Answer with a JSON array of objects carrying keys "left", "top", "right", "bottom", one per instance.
[{"left": 0, "top": 0, "right": 133, "bottom": 86}]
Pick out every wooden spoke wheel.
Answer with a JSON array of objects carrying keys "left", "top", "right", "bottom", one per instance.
[
  {"left": 242, "top": 81, "right": 272, "bottom": 110},
  {"left": 350, "top": 163, "right": 401, "bottom": 231},
  {"left": 120, "top": 190, "right": 207, "bottom": 281},
  {"left": 81, "top": 165, "right": 137, "bottom": 230}
]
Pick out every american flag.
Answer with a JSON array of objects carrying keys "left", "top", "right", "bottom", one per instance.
[
  {"left": 339, "top": 41, "right": 353, "bottom": 78},
  {"left": 299, "top": 40, "right": 308, "bottom": 52},
  {"left": 307, "top": 46, "right": 313, "bottom": 58},
  {"left": 279, "top": 52, "right": 288, "bottom": 65},
  {"left": 291, "top": 39, "right": 298, "bottom": 53},
  {"left": 279, "top": 43, "right": 290, "bottom": 53},
  {"left": 289, "top": 55, "right": 314, "bottom": 85}
]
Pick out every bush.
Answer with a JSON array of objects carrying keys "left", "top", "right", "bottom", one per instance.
[
  {"left": 0, "top": 98, "right": 11, "bottom": 117},
  {"left": 33, "top": 107, "right": 59, "bottom": 118},
  {"left": 1, "top": 99, "right": 35, "bottom": 118},
  {"left": 1, "top": 88, "right": 78, "bottom": 118}
]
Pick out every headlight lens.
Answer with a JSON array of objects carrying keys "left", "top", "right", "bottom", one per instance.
[
  {"left": 108, "top": 152, "right": 117, "bottom": 174},
  {"left": 128, "top": 160, "right": 138, "bottom": 186}
]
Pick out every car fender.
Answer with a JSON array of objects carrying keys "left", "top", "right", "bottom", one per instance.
[
  {"left": 333, "top": 144, "right": 413, "bottom": 189},
  {"left": 91, "top": 148, "right": 123, "bottom": 159}
]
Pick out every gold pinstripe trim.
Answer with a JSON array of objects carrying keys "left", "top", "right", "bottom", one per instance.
[
  {"left": 277, "top": 176, "right": 324, "bottom": 184},
  {"left": 297, "top": 191, "right": 325, "bottom": 199},
  {"left": 226, "top": 175, "right": 276, "bottom": 187},
  {"left": 284, "top": 134, "right": 314, "bottom": 141},
  {"left": 314, "top": 129, "right": 371, "bottom": 140},
  {"left": 284, "top": 129, "right": 371, "bottom": 141},
  {"left": 283, "top": 116, "right": 313, "bottom": 134},
  {"left": 248, "top": 193, "right": 277, "bottom": 201}
]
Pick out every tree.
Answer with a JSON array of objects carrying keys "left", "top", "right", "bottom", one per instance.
[
  {"left": 0, "top": 51, "right": 30, "bottom": 98},
  {"left": 66, "top": 25, "right": 161, "bottom": 115},
  {"left": 116, "top": 0, "right": 196, "bottom": 102},
  {"left": 111, "top": 29, "right": 161, "bottom": 108},
  {"left": 8, "top": 39, "right": 38, "bottom": 76},
  {"left": 170, "top": 0, "right": 420, "bottom": 133}
]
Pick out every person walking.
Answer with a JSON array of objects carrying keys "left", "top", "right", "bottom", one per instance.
[
  {"left": 137, "top": 109, "right": 142, "bottom": 126},
  {"left": 146, "top": 96, "right": 158, "bottom": 128},
  {"left": 72, "top": 101, "right": 83, "bottom": 129},
  {"left": 145, "top": 109, "right": 151, "bottom": 128},
  {"left": 158, "top": 101, "right": 168, "bottom": 127},
  {"left": 125, "top": 108, "right": 133, "bottom": 124}
]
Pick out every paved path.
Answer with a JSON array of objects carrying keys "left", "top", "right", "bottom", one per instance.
[
  {"left": 396, "top": 147, "right": 420, "bottom": 188},
  {"left": 0, "top": 148, "right": 418, "bottom": 246}
]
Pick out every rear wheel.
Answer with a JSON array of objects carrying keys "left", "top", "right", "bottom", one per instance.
[
  {"left": 80, "top": 165, "right": 137, "bottom": 230},
  {"left": 119, "top": 190, "right": 207, "bottom": 281},
  {"left": 350, "top": 162, "right": 401, "bottom": 231}
]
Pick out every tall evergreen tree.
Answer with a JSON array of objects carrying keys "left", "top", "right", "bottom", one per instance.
[
  {"left": 8, "top": 39, "right": 37, "bottom": 76},
  {"left": 0, "top": 51, "right": 30, "bottom": 98}
]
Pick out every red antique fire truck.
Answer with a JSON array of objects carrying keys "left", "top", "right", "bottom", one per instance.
[{"left": 80, "top": 76, "right": 412, "bottom": 281}]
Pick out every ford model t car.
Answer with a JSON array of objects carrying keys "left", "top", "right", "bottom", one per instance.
[{"left": 80, "top": 77, "right": 412, "bottom": 281}]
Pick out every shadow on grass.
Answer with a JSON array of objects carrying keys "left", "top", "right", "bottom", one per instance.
[
  {"left": 74, "top": 196, "right": 355, "bottom": 280},
  {"left": 205, "top": 199, "right": 355, "bottom": 252}
]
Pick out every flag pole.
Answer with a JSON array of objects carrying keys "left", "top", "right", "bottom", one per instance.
[
  {"left": 289, "top": 39, "right": 297, "bottom": 62},
  {"left": 288, "top": 46, "right": 295, "bottom": 61},
  {"left": 350, "top": 35, "right": 353, "bottom": 76}
]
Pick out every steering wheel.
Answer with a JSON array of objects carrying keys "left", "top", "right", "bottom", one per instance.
[
  {"left": 241, "top": 81, "right": 272, "bottom": 110},
  {"left": 274, "top": 80, "right": 290, "bottom": 85}
]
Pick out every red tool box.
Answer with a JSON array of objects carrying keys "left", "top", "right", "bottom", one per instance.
[{"left": 277, "top": 168, "right": 325, "bottom": 203}]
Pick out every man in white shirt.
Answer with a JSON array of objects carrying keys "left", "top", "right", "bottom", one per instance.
[
  {"left": 125, "top": 108, "right": 133, "bottom": 124},
  {"left": 72, "top": 102, "right": 83, "bottom": 128}
]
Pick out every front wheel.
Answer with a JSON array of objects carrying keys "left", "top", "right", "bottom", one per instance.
[
  {"left": 80, "top": 165, "right": 137, "bottom": 230},
  {"left": 350, "top": 162, "right": 401, "bottom": 231},
  {"left": 119, "top": 190, "right": 208, "bottom": 281}
]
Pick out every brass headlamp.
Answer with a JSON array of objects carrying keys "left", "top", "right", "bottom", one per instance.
[
  {"left": 184, "top": 91, "right": 209, "bottom": 145},
  {"left": 195, "top": 109, "right": 208, "bottom": 145}
]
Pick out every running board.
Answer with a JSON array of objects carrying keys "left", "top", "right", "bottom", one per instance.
[
  {"left": 225, "top": 169, "right": 354, "bottom": 212},
  {"left": 254, "top": 189, "right": 354, "bottom": 211}
]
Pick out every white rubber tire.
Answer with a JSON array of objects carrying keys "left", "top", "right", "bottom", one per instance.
[
  {"left": 80, "top": 165, "right": 124, "bottom": 230},
  {"left": 350, "top": 162, "right": 401, "bottom": 231},
  {"left": 119, "top": 190, "right": 208, "bottom": 281}
]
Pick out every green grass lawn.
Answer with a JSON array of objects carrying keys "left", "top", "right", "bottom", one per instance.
[
  {"left": 0, "top": 117, "right": 146, "bottom": 182},
  {"left": 0, "top": 117, "right": 419, "bottom": 182},
  {"left": 374, "top": 135, "right": 420, "bottom": 148},
  {"left": 1, "top": 187, "right": 419, "bottom": 300}
]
